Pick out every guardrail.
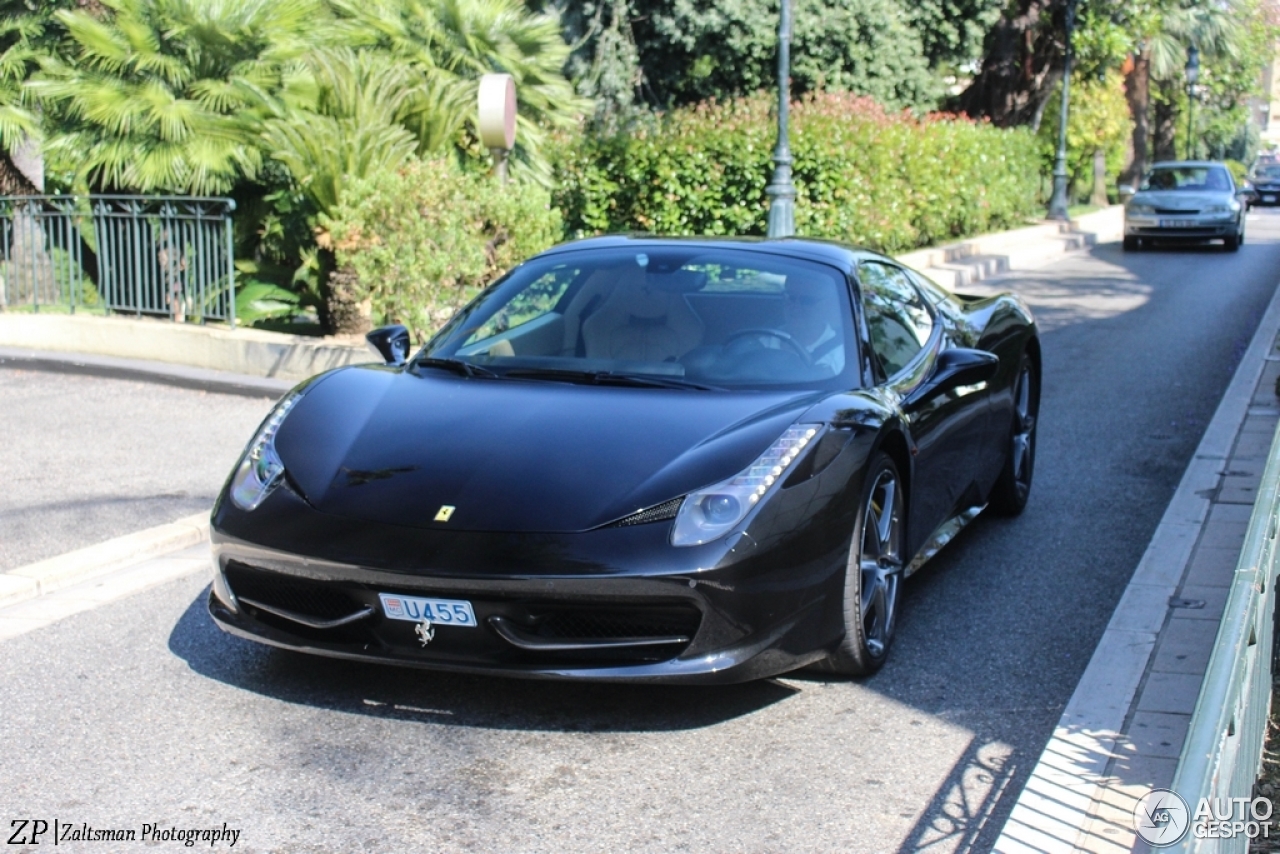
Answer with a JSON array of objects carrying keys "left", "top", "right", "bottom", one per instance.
[
  {"left": 0, "top": 195, "right": 236, "bottom": 327},
  {"left": 1171, "top": 420, "right": 1280, "bottom": 851}
]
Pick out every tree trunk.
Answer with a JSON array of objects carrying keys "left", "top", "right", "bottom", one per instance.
[
  {"left": 9, "top": 134, "right": 43, "bottom": 193},
  {"left": 957, "top": 0, "right": 1059, "bottom": 127},
  {"left": 1121, "top": 51, "right": 1150, "bottom": 185},
  {"left": 1153, "top": 87, "right": 1177, "bottom": 163},
  {"left": 318, "top": 249, "right": 372, "bottom": 336},
  {"left": 0, "top": 151, "right": 39, "bottom": 196},
  {"left": 1091, "top": 149, "right": 1109, "bottom": 206}
]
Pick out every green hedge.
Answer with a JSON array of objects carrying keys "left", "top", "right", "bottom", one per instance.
[
  {"left": 554, "top": 92, "right": 1043, "bottom": 253},
  {"left": 320, "top": 158, "right": 562, "bottom": 339}
]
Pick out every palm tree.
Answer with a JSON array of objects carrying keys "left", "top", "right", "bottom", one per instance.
[
  {"left": 1140, "top": 0, "right": 1243, "bottom": 164},
  {"left": 30, "top": 0, "right": 324, "bottom": 194},
  {"left": 262, "top": 48, "right": 422, "bottom": 333},
  {"left": 0, "top": 7, "right": 55, "bottom": 194},
  {"left": 329, "top": 0, "right": 588, "bottom": 179}
]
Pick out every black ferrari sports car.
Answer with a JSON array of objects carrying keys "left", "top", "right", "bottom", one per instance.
[{"left": 209, "top": 236, "right": 1038, "bottom": 683}]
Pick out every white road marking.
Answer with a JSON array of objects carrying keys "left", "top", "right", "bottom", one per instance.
[{"left": 0, "top": 544, "right": 210, "bottom": 640}]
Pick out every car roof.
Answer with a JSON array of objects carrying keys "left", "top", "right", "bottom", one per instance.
[
  {"left": 536, "top": 234, "right": 888, "bottom": 274},
  {"left": 1149, "top": 160, "right": 1230, "bottom": 169}
]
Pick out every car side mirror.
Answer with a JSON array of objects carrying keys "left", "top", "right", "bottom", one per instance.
[
  {"left": 935, "top": 347, "right": 999, "bottom": 386},
  {"left": 1118, "top": 184, "right": 1136, "bottom": 199},
  {"left": 366, "top": 324, "right": 411, "bottom": 366},
  {"left": 906, "top": 348, "right": 999, "bottom": 406}
]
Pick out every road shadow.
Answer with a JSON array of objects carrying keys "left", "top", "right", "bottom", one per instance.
[{"left": 167, "top": 589, "right": 800, "bottom": 733}]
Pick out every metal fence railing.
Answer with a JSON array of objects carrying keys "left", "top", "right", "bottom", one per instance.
[
  {"left": 1171, "top": 419, "right": 1280, "bottom": 852},
  {"left": 0, "top": 194, "right": 236, "bottom": 327}
]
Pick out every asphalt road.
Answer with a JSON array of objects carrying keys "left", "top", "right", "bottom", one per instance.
[
  {"left": 0, "top": 370, "right": 273, "bottom": 570},
  {"left": 3, "top": 214, "right": 1280, "bottom": 853}
]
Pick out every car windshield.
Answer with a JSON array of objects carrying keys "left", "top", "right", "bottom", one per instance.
[
  {"left": 1143, "top": 166, "right": 1232, "bottom": 191},
  {"left": 424, "top": 246, "right": 859, "bottom": 391},
  {"left": 1254, "top": 165, "right": 1280, "bottom": 181}
]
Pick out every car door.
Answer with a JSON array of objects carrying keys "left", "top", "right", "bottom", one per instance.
[{"left": 857, "top": 261, "right": 993, "bottom": 554}]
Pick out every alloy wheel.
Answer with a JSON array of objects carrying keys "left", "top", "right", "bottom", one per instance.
[
  {"left": 1009, "top": 361, "right": 1037, "bottom": 501},
  {"left": 859, "top": 467, "right": 903, "bottom": 658}
]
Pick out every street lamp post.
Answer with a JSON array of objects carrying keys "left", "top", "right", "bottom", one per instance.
[
  {"left": 1047, "top": 0, "right": 1078, "bottom": 221},
  {"left": 766, "top": 0, "right": 796, "bottom": 238},
  {"left": 1185, "top": 46, "right": 1200, "bottom": 160}
]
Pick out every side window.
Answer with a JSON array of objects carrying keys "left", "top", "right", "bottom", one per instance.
[
  {"left": 859, "top": 262, "right": 934, "bottom": 378},
  {"left": 462, "top": 266, "right": 576, "bottom": 347}
]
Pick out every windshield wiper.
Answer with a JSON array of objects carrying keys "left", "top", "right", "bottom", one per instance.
[
  {"left": 502, "top": 367, "right": 721, "bottom": 391},
  {"left": 413, "top": 357, "right": 498, "bottom": 379}
]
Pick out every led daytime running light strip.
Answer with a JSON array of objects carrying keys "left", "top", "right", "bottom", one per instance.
[
  {"left": 736, "top": 425, "right": 819, "bottom": 504},
  {"left": 257, "top": 395, "right": 297, "bottom": 446}
]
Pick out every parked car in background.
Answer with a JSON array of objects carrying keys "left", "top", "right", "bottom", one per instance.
[
  {"left": 1247, "top": 163, "right": 1280, "bottom": 207},
  {"left": 1121, "top": 161, "right": 1246, "bottom": 252},
  {"left": 208, "top": 236, "right": 1040, "bottom": 683}
]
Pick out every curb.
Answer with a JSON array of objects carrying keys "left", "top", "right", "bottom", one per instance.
[
  {"left": 0, "top": 347, "right": 295, "bottom": 398},
  {"left": 992, "top": 273, "right": 1280, "bottom": 852},
  {"left": 0, "top": 312, "right": 368, "bottom": 382},
  {"left": 0, "top": 513, "right": 211, "bottom": 609}
]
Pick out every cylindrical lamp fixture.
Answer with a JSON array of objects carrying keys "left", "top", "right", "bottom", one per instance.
[{"left": 478, "top": 73, "right": 517, "bottom": 182}]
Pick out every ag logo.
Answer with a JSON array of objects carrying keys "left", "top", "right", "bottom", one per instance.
[
  {"left": 1134, "top": 788, "right": 1190, "bottom": 847},
  {"left": 434, "top": 505, "right": 456, "bottom": 522},
  {"left": 415, "top": 619, "right": 435, "bottom": 646}
]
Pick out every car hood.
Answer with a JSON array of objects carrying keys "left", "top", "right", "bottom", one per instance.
[
  {"left": 1129, "top": 189, "right": 1234, "bottom": 210},
  {"left": 273, "top": 365, "right": 825, "bottom": 533}
]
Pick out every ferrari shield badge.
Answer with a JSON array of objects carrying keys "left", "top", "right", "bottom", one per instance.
[
  {"left": 434, "top": 505, "right": 456, "bottom": 522},
  {"left": 415, "top": 619, "right": 435, "bottom": 646}
]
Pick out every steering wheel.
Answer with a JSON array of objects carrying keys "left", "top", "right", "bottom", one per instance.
[{"left": 723, "top": 328, "right": 813, "bottom": 366}]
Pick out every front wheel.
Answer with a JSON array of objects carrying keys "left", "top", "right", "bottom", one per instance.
[
  {"left": 989, "top": 351, "right": 1039, "bottom": 516},
  {"left": 818, "top": 452, "right": 905, "bottom": 676},
  {"left": 1224, "top": 234, "right": 1240, "bottom": 252}
]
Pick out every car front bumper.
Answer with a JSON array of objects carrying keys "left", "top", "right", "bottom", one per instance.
[
  {"left": 1125, "top": 215, "right": 1240, "bottom": 240},
  {"left": 207, "top": 474, "right": 857, "bottom": 684}
]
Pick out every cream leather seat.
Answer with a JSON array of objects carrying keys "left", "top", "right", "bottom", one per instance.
[{"left": 579, "top": 270, "right": 704, "bottom": 362}]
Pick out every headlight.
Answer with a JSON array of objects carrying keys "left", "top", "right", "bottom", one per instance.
[
  {"left": 1127, "top": 203, "right": 1155, "bottom": 216},
  {"left": 229, "top": 394, "right": 300, "bottom": 511},
  {"left": 672, "top": 424, "right": 821, "bottom": 546}
]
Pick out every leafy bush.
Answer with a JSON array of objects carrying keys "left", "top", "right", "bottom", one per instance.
[
  {"left": 1037, "top": 70, "right": 1133, "bottom": 203},
  {"left": 320, "top": 158, "right": 562, "bottom": 339},
  {"left": 553, "top": 92, "right": 1041, "bottom": 253}
]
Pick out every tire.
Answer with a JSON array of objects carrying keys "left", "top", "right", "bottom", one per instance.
[
  {"left": 989, "top": 351, "right": 1039, "bottom": 516},
  {"left": 818, "top": 452, "right": 905, "bottom": 676},
  {"left": 1224, "top": 234, "right": 1240, "bottom": 252},
  {"left": 1123, "top": 235, "right": 1139, "bottom": 251}
]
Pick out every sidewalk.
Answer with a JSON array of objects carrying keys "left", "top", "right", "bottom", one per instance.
[{"left": 995, "top": 271, "right": 1280, "bottom": 851}]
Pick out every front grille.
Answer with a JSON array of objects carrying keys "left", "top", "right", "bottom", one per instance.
[
  {"left": 224, "top": 562, "right": 362, "bottom": 621},
  {"left": 528, "top": 605, "right": 701, "bottom": 640},
  {"left": 1154, "top": 207, "right": 1201, "bottom": 215}
]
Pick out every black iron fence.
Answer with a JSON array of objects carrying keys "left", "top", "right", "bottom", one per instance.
[{"left": 0, "top": 195, "right": 236, "bottom": 327}]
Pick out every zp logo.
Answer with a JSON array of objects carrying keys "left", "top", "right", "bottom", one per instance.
[{"left": 1134, "top": 788, "right": 1191, "bottom": 847}]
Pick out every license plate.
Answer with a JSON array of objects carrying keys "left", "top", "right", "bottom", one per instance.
[
  {"left": 1160, "top": 219, "right": 1196, "bottom": 228},
  {"left": 379, "top": 593, "right": 477, "bottom": 627},
  {"left": 1265, "top": 195, "right": 1275, "bottom": 203}
]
